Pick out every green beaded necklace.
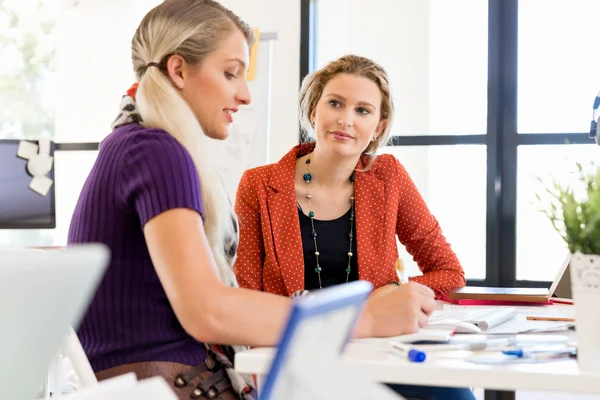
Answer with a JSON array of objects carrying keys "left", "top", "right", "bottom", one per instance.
[{"left": 303, "top": 156, "right": 356, "bottom": 289}]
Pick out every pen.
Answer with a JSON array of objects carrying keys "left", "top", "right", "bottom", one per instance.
[
  {"left": 526, "top": 316, "right": 575, "bottom": 322},
  {"left": 389, "top": 341, "right": 427, "bottom": 362},
  {"left": 410, "top": 342, "right": 488, "bottom": 352},
  {"left": 502, "top": 348, "right": 576, "bottom": 359}
]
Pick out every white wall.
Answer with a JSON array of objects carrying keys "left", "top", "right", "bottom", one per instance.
[
  {"left": 219, "top": 0, "right": 300, "bottom": 162},
  {"left": 55, "top": 0, "right": 299, "bottom": 162}
]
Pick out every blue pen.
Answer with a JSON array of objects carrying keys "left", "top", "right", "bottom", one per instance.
[
  {"left": 502, "top": 348, "right": 576, "bottom": 359},
  {"left": 502, "top": 349, "right": 525, "bottom": 357},
  {"left": 390, "top": 341, "right": 427, "bottom": 363}
]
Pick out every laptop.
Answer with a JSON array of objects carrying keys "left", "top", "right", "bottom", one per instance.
[
  {"left": 549, "top": 254, "right": 573, "bottom": 301},
  {"left": 0, "top": 244, "right": 109, "bottom": 400},
  {"left": 259, "top": 280, "right": 402, "bottom": 400}
]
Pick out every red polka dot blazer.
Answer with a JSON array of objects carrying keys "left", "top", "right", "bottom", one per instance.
[{"left": 233, "top": 143, "right": 466, "bottom": 296}]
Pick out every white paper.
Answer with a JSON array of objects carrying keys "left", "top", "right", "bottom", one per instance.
[
  {"left": 354, "top": 329, "right": 455, "bottom": 346},
  {"left": 428, "top": 307, "right": 518, "bottom": 330},
  {"left": 38, "top": 138, "right": 51, "bottom": 155},
  {"left": 29, "top": 175, "right": 54, "bottom": 196},
  {"left": 17, "top": 140, "right": 38, "bottom": 159},
  {"left": 482, "top": 314, "right": 573, "bottom": 335},
  {"left": 27, "top": 154, "right": 54, "bottom": 176},
  {"left": 62, "top": 375, "right": 177, "bottom": 400}
]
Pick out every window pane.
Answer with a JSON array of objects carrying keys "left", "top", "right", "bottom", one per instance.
[
  {"left": 315, "top": 0, "right": 488, "bottom": 136},
  {"left": 55, "top": 1, "right": 142, "bottom": 142},
  {"left": 0, "top": 151, "right": 98, "bottom": 248},
  {"left": 516, "top": 144, "right": 598, "bottom": 281},
  {"left": 380, "top": 145, "right": 487, "bottom": 280},
  {"left": 0, "top": 0, "right": 58, "bottom": 140},
  {"left": 518, "top": 0, "right": 600, "bottom": 134},
  {"left": 0, "top": 0, "right": 154, "bottom": 143}
]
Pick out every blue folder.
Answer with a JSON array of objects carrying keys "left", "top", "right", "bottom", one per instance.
[{"left": 260, "top": 280, "right": 373, "bottom": 400}]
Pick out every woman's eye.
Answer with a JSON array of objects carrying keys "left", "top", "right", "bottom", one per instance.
[
  {"left": 329, "top": 100, "right": 340, "bottom": 107},
  {"left": 357, "top": 107, "right": 370, "bottom": 115},
  {"left": 225, "top": 71, "right": 236, "bottom": 80}
]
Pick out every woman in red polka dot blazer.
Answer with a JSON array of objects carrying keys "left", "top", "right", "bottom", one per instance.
[
  {"left": 234, "top": 53, "right": 465, "bottom": 291},
  {"left": 234, "top": 55, "right": 473, "bottom": 399},
  {"left": 234, "top": 55, "right": 465, "bottom": 299}
]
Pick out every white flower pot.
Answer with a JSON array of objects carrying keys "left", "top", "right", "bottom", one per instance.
[{"left": 569, "top": 251, "right": 600, "bottom": 372}]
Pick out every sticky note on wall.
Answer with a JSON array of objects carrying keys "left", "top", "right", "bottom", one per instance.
[{"left": 246, "top": 28, "right": 260, "bottom": 81}]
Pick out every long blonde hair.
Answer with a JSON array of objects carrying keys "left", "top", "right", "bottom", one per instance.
[
  {"left": 132, "top": 0, "right": 254, "bottom": 283},
  {"left": 299, "top": 55, "right": 394, "bottom": 170}
]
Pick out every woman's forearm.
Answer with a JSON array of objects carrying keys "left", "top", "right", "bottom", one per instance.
[
  {"left": 203, "top": 285, "right": 376, "bottom": 345},
  {"left": 202, "top": 286, "right": 292, "bottom": 347}
]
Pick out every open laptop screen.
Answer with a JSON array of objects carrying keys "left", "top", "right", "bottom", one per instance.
[{"left": 0, "top": 139, "right": 56, "bottom": 228}]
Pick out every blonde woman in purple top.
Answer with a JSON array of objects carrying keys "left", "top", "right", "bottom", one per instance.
[{"left": 68, "top": 1, "right": 437, "bottom": 398}]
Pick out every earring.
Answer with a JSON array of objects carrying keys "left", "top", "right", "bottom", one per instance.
[
  {"left": 311, "top": 120, "right": 315, "bottom": 128},
  {"left": 372, "top": 136, "right": 377, "bottom": 142}
]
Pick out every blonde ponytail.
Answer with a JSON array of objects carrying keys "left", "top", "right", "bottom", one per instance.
[{"left": 131, "top": 0, "right": 254, "bottom": 285}]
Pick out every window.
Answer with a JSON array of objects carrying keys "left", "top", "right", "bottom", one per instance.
[
  {"left": 381, "top": 146, "right": 487, "bottom": 280},
  {"left": 0, "top": 0, "right": 152, "bottom": 248},
  {"left": 315, "top": 0, "right": 488, "bottom": 136},
  {"left": 0, "top": 0, "right": 59, "bottom": 247},
  {"left": 0, "top": 0, "right": 57, "bottom": 141},
  {"left": 515, "top": 0, "right": 600, "bottom": 282},
  {"left": 516, "top": 144, "right": 598, "bottom": 281},
  {"left": 310, "top": 0, "right": 490, "bottom": 282},
  {"left": 518, "top": 0, "right": 600, "bottom": 134},
  {"left": 304, "top": 0, "right": 596, "bottom": 286}
]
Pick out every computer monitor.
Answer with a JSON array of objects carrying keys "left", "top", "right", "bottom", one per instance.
[{"left": 0, "top": 139, "right": 56, "bottom": 228}]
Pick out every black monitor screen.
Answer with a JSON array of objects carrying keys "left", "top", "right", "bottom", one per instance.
[{"left": 0, "top": 140, "right": 56, "bottom": 229}]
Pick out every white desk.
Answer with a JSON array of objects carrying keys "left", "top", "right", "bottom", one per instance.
[
  {"left": 235, "top": 304, "right": 600, "bottom": 399},
  {"left": 237, "top": 343, "right": 600, "bottom": 394}
]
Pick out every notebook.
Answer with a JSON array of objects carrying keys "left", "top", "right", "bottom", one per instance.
[
  {"left": 448, "top": 287, "right": 550, "bottom": 304},
  {"left": 427, "top": 307, "right": 518, "bottom": 331}
]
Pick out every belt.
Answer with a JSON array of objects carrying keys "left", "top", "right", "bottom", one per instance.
[{"left": 95, "top": 356, "right": 238, "bottom": 399}]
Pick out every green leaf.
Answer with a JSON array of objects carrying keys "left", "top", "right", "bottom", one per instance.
[{"left": 536, "top": 163, "right": 600, "bottom": 255}]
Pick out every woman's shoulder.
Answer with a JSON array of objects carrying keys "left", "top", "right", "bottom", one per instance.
[
  {"left": 370, "top": 153, "right": 406, "bottom": 177},
  {"left": 101, "top": 123, "right": 178, "bottom": 151},
  {"left": 100, "top": 124, "right": 193, "bottom": 165},
  {"left": 240, "top": 163, "right": 277, "bottom": 186},
  {"left": 98, "top": 124, "right": 198, "bottom": 188}
]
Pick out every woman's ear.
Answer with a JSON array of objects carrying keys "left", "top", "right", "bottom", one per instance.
[
  {"left": 375, "top": 120, "right": 387, "bottom": 137},
  {"left": 166, "top": 54, "right": 186, "bottom": 90}
]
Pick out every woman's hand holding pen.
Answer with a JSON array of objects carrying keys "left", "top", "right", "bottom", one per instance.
[{"left": 359, "top": 281, "right": 437, "bottom": 338}]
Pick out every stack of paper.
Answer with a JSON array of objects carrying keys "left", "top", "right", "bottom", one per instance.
[
  {"left": 428, "top": 307, "right": 518, "bottom": 330},
  {"left": 50, "top": 373, "right": 177, "bottom": 400}
]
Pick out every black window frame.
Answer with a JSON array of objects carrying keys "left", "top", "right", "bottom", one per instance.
[{"left": 299, "top": 0, "right": 594, "bottom": 290}]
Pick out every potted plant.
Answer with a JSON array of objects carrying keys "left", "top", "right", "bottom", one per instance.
[
  {"left": 537, "top": 162, "right": 600, "bottom": 255},
  {"left": 537, "top": 161, "right": 600, "bottom": 372}
]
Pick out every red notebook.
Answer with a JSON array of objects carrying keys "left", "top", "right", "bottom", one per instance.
[
  {"left": 440, "top": 286, "right": 553, "bottom": 306},
  {"left": 438, "top": 293, "right": 553, "bottom": 306}
]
